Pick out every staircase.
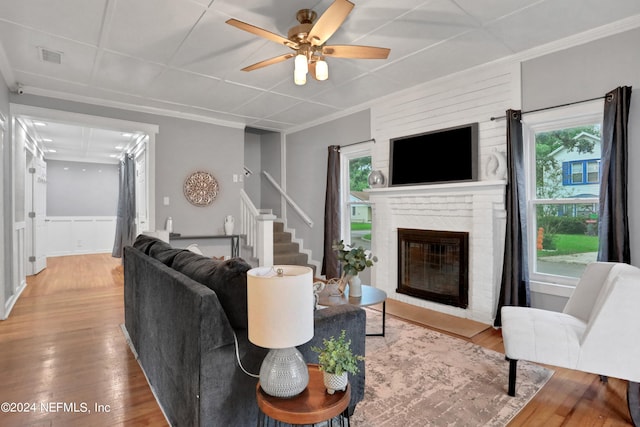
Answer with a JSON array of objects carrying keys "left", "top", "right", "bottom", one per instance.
[{"left": 273, "top": 221, "right": 316, "bottom": 274}]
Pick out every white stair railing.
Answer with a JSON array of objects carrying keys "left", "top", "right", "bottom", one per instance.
[
  {"left": 240, "top": 190, "right": 275, "bottom": 266},
  {"left": 262, "top": 171, "right": 314, "bottom": 227}
]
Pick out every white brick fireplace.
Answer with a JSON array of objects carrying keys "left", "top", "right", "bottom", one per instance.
[{"left": 368, "top": 180, "right": 507, "bottom": 325}]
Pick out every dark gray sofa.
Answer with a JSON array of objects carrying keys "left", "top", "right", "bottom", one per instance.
[{"left": 123, "top": 235, "right": 366, "bottom": 427}]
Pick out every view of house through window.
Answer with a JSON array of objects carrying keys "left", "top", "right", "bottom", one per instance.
[
  {"left": 346, "top": 155, "right": 372, "bottom": 251},
  {"left": 530, "top": 120, "right": 601, "bottom": 281}
]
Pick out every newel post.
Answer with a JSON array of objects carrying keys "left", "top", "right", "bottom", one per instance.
[{"left": 256, "top": 214, "right": 276, "bottom": 266}]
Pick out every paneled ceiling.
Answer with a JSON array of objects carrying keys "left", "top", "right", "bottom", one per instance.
[{"left": 1, "top": 0, "right": 639, "bottom": 163}]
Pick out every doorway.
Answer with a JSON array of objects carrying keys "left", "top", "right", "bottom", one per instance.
[{"left": 10, "top": 104, "right": 157, "bottom": 277}]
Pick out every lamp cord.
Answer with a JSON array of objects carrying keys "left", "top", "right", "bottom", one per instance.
[{"left": 232, "top": 330, "right": 259, "bottom": 378}]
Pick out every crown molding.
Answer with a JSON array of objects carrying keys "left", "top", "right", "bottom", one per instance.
[
  {"left": 21, "top": 85, "right": 248, "bottom": 130},
  {"left": 509, "top": 14, "right": 640, "bottom": 63},
  {"left": 10, "top": 103, "right": 160, "bottom": 134}
]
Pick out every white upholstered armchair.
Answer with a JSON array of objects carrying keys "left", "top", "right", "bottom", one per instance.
[{"left": 501, "top": 262, "right": 640, "bottom": 424}]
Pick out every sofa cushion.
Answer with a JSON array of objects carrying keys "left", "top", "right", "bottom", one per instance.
[
  {"left": 133, "top": 234, "right": 172, "bottom": 255},
  {"left": 171, "top": 251, "right": 251, "bottom": 329},
  {"left": 133, "top": 234, "right": 184, "bottom": 266}
]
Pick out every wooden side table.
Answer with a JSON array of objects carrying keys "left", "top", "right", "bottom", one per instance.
[{"left": 256, "top": 364, "right": 351, "bottom": 426}]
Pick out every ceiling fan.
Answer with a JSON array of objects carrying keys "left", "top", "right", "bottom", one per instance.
[{"left": 226, "top": 0, "right": 390, "bottom": 85}]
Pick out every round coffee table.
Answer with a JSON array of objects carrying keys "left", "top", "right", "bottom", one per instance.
[{"left": 318, "top": 284, "right": 387, "bottom": 337}]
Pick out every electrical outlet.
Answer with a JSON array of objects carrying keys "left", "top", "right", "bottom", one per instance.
[
  {"left": 163, "top": 196, "right": 170, "bottom": 206},
  {"left": 233, "top": 174, "right": 238, "bottom": 183}
]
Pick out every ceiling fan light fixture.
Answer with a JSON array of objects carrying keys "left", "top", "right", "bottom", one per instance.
[
  {"left": 227, "top": 0, "right": 390, "bottom": 83},
  {"left": 294, "top": 69, "right": 307, "bottom": 86},
  {"left": 294, "top": 53, "right": 308, "bottom": 75},
  {"left": 315, "top": 59, "right": 328, "bottom": 81}
]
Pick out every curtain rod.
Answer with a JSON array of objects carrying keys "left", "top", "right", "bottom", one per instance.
[
  {"left": 490, "top": 94, "right": 610, "bottom": 121},
  {"left": 341, "top": 138, "right": 376, "bottom": 147}
]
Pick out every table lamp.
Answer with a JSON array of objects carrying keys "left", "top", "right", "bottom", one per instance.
[{"left": 247, "top": 265, "right": 314, "bottom": 398}]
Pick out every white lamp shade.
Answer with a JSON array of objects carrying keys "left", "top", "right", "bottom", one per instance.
[
  {"left": 247, "top": 265, "right": 314, "bottom": 349},
  {"left": 315, "top": 59, "right": 328, "bottom": 81}
]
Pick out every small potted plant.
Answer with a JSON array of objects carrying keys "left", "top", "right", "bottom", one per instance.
[
  {"left": 333, "top": 240, "right": 378, "bottom": 296},
  {"left": 311, "top": 330, "right": 364, "bottom": 394}
]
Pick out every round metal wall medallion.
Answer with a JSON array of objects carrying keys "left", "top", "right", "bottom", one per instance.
[{"left": 184, "top": 171, "right": 219, "bottom": 206}]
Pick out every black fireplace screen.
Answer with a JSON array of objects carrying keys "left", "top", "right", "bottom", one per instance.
[{"left": 397, "top": 228, "right": 468, "bottom": 308}]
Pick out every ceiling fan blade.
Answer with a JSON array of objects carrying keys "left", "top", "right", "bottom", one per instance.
[
  {"left": 307, "top": 0, "right": 354, "bottom": 46},
  {"left": 226, "top": 19, "right": 298, "bottom": 49},
  {"left": 323, "top": 45, "right": 390, "bottom": 59},
  {"left": 241, "top": 53, "right": 295, "bottom": 72}
]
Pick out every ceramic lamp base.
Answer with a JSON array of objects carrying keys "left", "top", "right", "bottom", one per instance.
[{"left": 259, "top": 347, "right": 309, "bottom": 397}]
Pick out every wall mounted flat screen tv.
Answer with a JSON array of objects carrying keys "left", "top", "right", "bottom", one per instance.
[{"left": 389, "top": 122, "right": 479, "bottom": 186}]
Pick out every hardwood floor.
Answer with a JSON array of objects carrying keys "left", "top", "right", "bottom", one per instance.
[
  {"left": 0, "top": 254, "right": 633, "bottom": 426},
  {"left": 0, "top": 254, "right": 167, "bottom": 427}
]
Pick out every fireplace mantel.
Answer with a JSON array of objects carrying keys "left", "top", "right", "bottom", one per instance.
[{"left": 365, "top": 180, "right": 506, "bottom": 196}]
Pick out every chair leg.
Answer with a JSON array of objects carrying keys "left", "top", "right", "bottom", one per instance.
[
  {"left": 628, "top": 381, "right": 640, "bottom": 426},
  {"left": 508, "top": 359, "right": 518, "bottom": 397}
]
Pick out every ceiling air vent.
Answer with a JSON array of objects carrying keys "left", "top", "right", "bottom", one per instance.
[{"left": 38, "top": 47, "right": 63, "bottom": 64}]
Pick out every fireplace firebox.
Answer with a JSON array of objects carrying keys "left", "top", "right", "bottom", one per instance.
[{"left": 397, "top": 228, "right": 468, "bottom": 308}]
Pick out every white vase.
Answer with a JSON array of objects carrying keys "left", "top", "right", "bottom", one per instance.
[
  {"left": 348, "top": 274, "right": 362, "bottom": 297},
  {"left": 323, "top": 371, "right": 348, "bottom": 395},
  {"left": 224, "top": 215, "right": 234, "bottom": 235}
]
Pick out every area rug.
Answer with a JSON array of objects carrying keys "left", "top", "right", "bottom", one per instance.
[{"left": 351, "top": 311, "right": 553, "bottom": 426}]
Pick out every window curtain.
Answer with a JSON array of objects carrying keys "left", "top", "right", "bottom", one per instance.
[
  {"left": 494, "top": 110, "right": 530, "bottom": 327},
  {"left": 597, "top": 86, "right": 632, "bottom": 263},
  {"left": 112, "top": 154, "right": 136, "bottom": 258},
  {"left": 321, "top": 145, "right": 341, "bottom": 279}
]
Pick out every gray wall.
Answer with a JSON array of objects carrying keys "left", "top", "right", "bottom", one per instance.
[
  {"left": 260, "top": 131, "right": 282, "bottom": 217},
  {"left": 46, "top": 160, "right": 119, "bottom": 216},
  {"left": 154, "top": 117, "right": 243, "bottom": 236},
  {"left": 10, "top": 94, "right": 245, "bottom": 237},
  {"left": 243, "top": 129, "right": 283, "bottom": 216},
  {"left": 522, "top": 27, "right": 640, "bottom": 307},
  {"left": 284, "top": 110, "right": 371, "bottom": 264},
  {"left": 243, "top": 132, "right": 261, "bottom": 205}
]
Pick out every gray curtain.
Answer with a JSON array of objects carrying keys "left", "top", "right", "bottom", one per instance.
[
  {"left": 494, "top": 110, "right": 530, "bottom": 327},
  {"left": 597, "top": 86, "right": 632, "bottom": 263},
  {"left": 321, "top": 145, "right": 341, "bottom": 278},
  {"left": 112, "top": 154, "right": 136, "bottom": 258}
]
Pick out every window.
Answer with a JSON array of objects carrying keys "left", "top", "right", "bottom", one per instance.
[
  {"left": 340, "top": 143, "right": 374, "bottom": 251},
  {"left": 523, "top": 102, "right": 602, "bottom": 284},
  {"left": 587, "top": 160, "right": 600, "bottom": 183},
  {"left": 570, "top": 161, "right": 583, "bottom": 184},
  {"left": 562, "top": 159, "right": 600, "bottom": 185}
]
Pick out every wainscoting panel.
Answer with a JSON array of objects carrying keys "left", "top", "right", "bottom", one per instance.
[{"left": 46, "top": 217, "right": 117, "bottom": 256}]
